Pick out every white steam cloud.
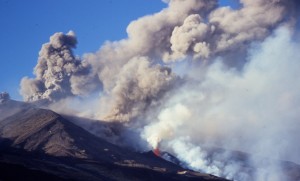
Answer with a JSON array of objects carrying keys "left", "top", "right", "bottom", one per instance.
[
  {"left": 142, "top": 103, "right": 191, "bottom": 149},
  {"left": 142, "top": 27, "right": 300, "bottom": 180},
  {"left": 19, "top": 0, "right": 300, "bottom": 180}
]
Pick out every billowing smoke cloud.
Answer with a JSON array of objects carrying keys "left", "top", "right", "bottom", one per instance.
[
  {"left": 19, "top": 0, "right": 300, "bottom": 180},
  {"left": 20, "top": 31, "right": 100, "bottom": 102},
  {"left": 20, "top": 0, "right": 298, "bottom": 119},
  {"left": 142, "top": 103, "right": 191, "bottom": 148},
  {"left": 163, "top": 0, "right": 294, "bottom": 63},
  {"left": 101, "top": 56, "right": 177, "bottom": 122},
  {"left": 141, "top": 27, "right": 300, "bottom": 180}
]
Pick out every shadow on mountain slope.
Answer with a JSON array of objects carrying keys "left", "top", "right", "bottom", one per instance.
[{"left": 0, "top": 100, "right": 227, "bottom": 181}]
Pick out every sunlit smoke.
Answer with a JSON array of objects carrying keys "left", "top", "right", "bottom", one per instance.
[
  {"left": 142, "top": 27, "right": 300, "bottom": 180},
  {"left": 20, "top": 31, "right": 100, "bottom": 102},
  {"left": 19, "top": 0, "right": 300, "bottom": 180}
]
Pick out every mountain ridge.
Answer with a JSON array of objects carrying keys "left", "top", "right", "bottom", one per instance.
[{"left": 0, "top": 100, "right": 228, "bottom": 181}]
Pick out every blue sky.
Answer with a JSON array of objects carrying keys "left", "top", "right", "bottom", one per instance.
[{"left": 0, "top": 0, "right": 235, "bottom": 100}]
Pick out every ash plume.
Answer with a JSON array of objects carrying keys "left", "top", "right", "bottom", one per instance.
[
  {"left": 101, "top": 57, "right": 177, "bottom": 122},
  {"left": 19, "top": 0, "right": 300, "bottom": 180},
  {"left": 163, "top": 0, "right": 296, "bottom": 63},
  {"left": 20, "top": 31, "right": 99, "bottom": 102},
  {"left": 20, "top": 0, "right": 298, "bottom": 119},
  {"left": 141, "top": 27, "right": 300, "bottom": 180}
]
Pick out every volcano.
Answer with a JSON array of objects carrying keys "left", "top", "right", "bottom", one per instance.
[{"left": 0, "top": 99, "right": 227, "bottom": 181}]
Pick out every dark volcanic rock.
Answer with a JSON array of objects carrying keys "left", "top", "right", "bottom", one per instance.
[
  {"left": 0, "top": 107, "right": 119, "bottom": 160},
  {"left": 0, "top": 100, "right": 228, "bottom": 181}
]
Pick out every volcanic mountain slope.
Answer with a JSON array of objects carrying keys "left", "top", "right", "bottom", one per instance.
[{"left": 0, "top": 100, "right": 227, "bottom": 181}]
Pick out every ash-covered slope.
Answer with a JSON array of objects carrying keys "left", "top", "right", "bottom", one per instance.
[
  {"left": 0, "top": 100, "right": 227, "bottom": 181},
  {"left": 0, "top": 105, "right": 118, "bottom": 160}
]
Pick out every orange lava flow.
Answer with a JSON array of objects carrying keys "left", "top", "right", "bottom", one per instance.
[{"left": 153, "top": 148, "right": 161, "bottom": 157}]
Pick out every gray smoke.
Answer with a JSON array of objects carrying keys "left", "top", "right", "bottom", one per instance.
[
  {"left": 20, "top": 0, "right": 298, "bottom": 119},
  {"left": 0, "top": 92, "right": 10, "bottom": 103},
  {"left": 163, "top": 0, "right": 295, "bottom": 64},
  {"left": 101, "top": 56, "right": 177, "bottom": 122},
  {"left": 142, "top": 26, "right": 300, "bottom": 180},
  {"left": 20, "top": 31, "right": 99, "bottom": 102},
  {"left": 19, "top": 0, "right": 300, "bottom": 180}
]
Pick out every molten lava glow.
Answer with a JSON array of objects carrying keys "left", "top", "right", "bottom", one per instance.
[{"left": 153, "top": 148, "right": 161, "bottom": 157}]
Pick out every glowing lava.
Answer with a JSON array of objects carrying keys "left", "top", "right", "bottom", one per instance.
[{"left": 153, "top": 147, "right": 161, "bottom": 157}]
